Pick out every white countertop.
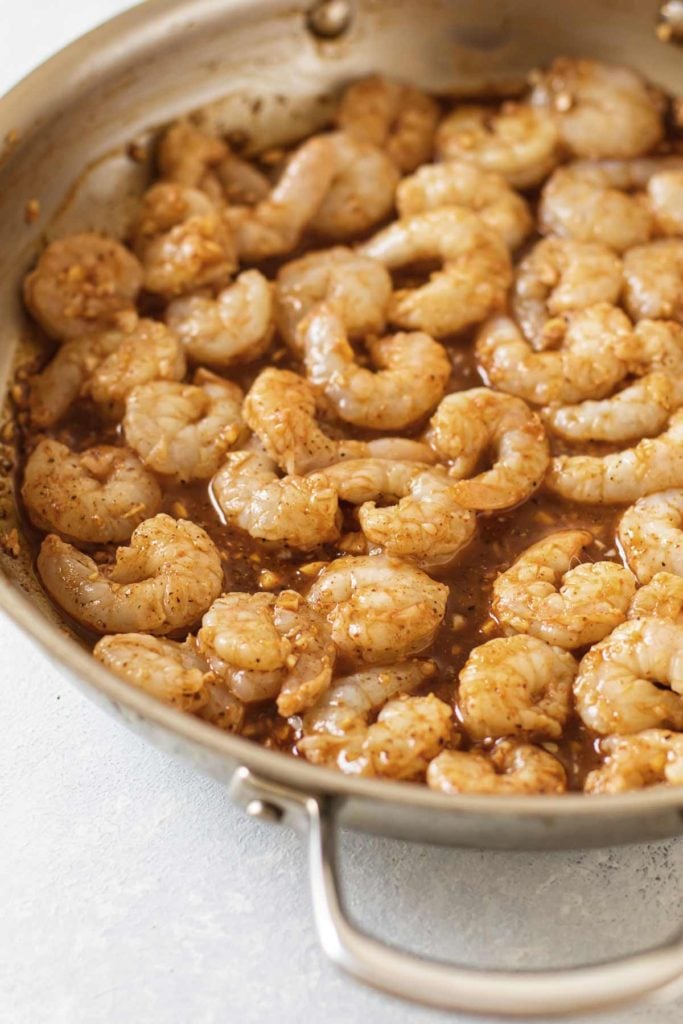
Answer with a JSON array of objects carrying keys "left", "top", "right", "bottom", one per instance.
[{"left": 1, "top": 3, "right": 682, "bottom": 1022}]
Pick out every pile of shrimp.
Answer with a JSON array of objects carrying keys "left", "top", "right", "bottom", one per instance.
[{"left": 16, "top": 60, "right": 683, "bottom": 796}]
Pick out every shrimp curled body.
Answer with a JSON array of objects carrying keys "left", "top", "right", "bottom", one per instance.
[
  {"left": 22, "top": 440, "right": 161, "bottom": 544},
  {"left": 492, "top": 530, "right": 635, "bottom": 649},
  {"left": 307, "top": 554, "right": 448, "bottom": 664},
  {"left": 458, "top": 635, "right": 578, "bottom": 740},
  {"left": 37, "top": 514, "right": 223, "bottom": 635}
]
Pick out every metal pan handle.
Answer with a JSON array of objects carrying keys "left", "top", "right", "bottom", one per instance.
[{"left": 231, "top": 768, "right": 683, "bottom": 1017}]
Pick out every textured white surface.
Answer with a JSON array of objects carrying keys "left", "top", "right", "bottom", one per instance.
[{"left": 1, "top": 3, "right": 682, "bottom": 1022}]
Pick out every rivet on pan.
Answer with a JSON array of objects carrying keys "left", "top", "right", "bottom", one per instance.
[
  {"left": 657, "top": 0, "right": 683, "bottom": 42},
  {"left": 245, "top": 798, "right": 284, "bottom": 823},
  {"left": 306, "top": 0, "right": 353, "bottom": 40}
]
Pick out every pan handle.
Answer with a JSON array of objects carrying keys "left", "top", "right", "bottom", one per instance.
[{"left": 231, "top": 768, "right": 683, "bottom": 1017}]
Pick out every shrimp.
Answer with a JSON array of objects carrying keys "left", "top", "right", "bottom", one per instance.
[
  {"left": 157, "top": 120, "right": 270, "bottom": 205},
  {"left": 22, "top": 440, "right": 161, "bottom": 544},
  {"left": 529, "top": 58, "right": 663, "bottom": 159},
  {"left": 244, "top": 367, "right": 436, "bottom": 475},
  {"left": 544, "top": 374, "right": 675, "bottom": 445},
  {"left": 512, "top": 239, "right": 623, "bottom": 350},
  {"left": 165, "top": 270, "right": 274, "bottom": 368},
  {"left": 322, "top": 459, "right": 476, "bottom": 567},
  {"left": 618, "top": 490, "right": 683, "bottom": 583},
  {"left": 358, "top": 208, "right": 511, "bottom": 337},
  {"left": 299, "top": 661, "right": 448, "bottom": 778},
  {"left": 242, "top": 367, "right": 367, "bottom": 475},
  {"left": 539, "top": 165, "right": 653, "bottom": 252},
  {"left": 336, "top": 75, "right": 439, "bottom": 172},
  {"left": 300, "top": 303, "right": 450, "bottom": 430},
  {"left": 492, "top": 530, "right": 635, "bottom": 649},
  {"left": 211, "top": 450, "right": 340, "bottom": 549},
  {"left": 224, "top": 135, "right": 335, "bottom": 261},
  {"left": 458, "top": 635, "right": 578, "bottom": 740},
  {"left": 37, "top": 514, "right": 223, "bottom": 635},
  {"left": 427, "top": 741, "right": 567, "bottom": 796},
  {"left": 628, "top": 573, "right": 683, "bottom": 624},
  {"left": 124, "top": 369, "right": 245, "bottom": 482},
  {"left": 274, "top": 247, "right": 391, "bottom": 352},
  {"left": 197, "top": 590, "right": 335, "bottom": 717},
  {"left": 396, "top": 160, "right": 533, "bottom": 250},
  {"left": 630, "top": 318, "right": 683, "bottom": 383},
  {"left": 308, "top": 132, "right": 399, "bottom": 241},
  {"left": 426, "top": 389, "right": 549, "bottom": 511},
  {"left": 434, "top": 102, "right": 560, "bottom": 188},
  {"left": 475, "top": 305, "right": 637, "bottom": 406},
  {"left": 648, "top": 170, "right": 683, "bottom": 236},
  {"left": 23, "top": 233, "right": 142, "bottom": 341},
  {"left": 585, "top": 730, "right": 683, "bottom": 793},
  {"left": 94, "top": 633, "right": 211, "bottom": 712},
  {"left": 307, "top": 554, "right": 448, "bottom": 664},
  {"left": 623, "top": 241, "right": 683, "bottom": 323},
  {"left": 87, "top": 318, "right": 187, "bottom": 418},
  {"left": 546, "top": 410, "right": 683, "bottom": 504},
  {"left": 28, "top": 331, "right": 120, "bottom": 427},
  {"left": 131, "top": 182, "right": 236, "bottom": 297},
  {"left": 574, "top": 618, "right": 683, "bottom": 734}
]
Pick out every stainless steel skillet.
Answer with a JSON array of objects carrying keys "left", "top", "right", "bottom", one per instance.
[{"left": 1, "top": 0, "right": 682, "bottom": 1014}]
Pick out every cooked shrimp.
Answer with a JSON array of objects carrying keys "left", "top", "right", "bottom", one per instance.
[
  {"left": 309, "top": 132, "right": 399, "bottom": 240},
  {"left": 274, "top": 247, "right": 391, "bottom": 352},
  {"left": 512, "top": 239, "right": 623, "bottom": 350},
  {"left": 574, "top": 618, "right": 683, "bottom": 734},
  {"left": 396, "top": 160, "right": 533, "bottom": 250},
  {"left": 618, "top": 490, "right": 683, "bottom": 583},
  {"left": 165, "top": 270, "right": 273, "bottom": 368},
  {"left": 358, "top": 208, "right": 511, "bottom": 337},
  {"left": 492, "top": 530, "right": 635, "bottom": 649},
  {"left": 426, "top": 389, "right": 549, "bottom": 510},
  {"left": 87, "top": 318, "right": 187, "bottom": 418},
  {"left": 530, "top": 58, "right": 663, "bottom": 158},
  {"left": 544, "top": 374, "right": 675, "bottom": 444},
  {"left": 94, "top": 633, "right": 211, "bottom": 711},
  {"left": 322, "top": 459, "right": 476, "bottom": 567},
  {"left": 458, "top": 635, "right": 578, "bottom": 740},
  {"left": 336, "top": 75, "right": 439, "bottom": 172},
  {"left": 648, "top": 170, "right": 683, "bottom": 236},
  {"left": 307, "top": 554, "right": 448, "bottom": 663},
  {"left": 224, "top": 135, "right": 335, "bottom": 260},
  {"left": 628, "top": 573, "right": 683, "bottom": 624},
  {"left": 37, "top": 514, "right": 223, "bottom": 635},
  {"left": 242, "top": 367, "right": 369, "bottom": 475},
  {"left": 475, "top": 305, "right": 637, "bottom": 406},
  {"left": 198, "top": 678, "right": 246, "bottom": 732},
  {"left": 435, "top": 102, "right": 560, "bottom": 188},
  {"left": 157, "top": 119, "right": 270, "bottom": 205},
  {"left": 131, "top": 182, "right": 236, "bottom": 297},
  {"left": 585, "top": 729, "right": 683, "bottom": 793},
  {"left": 124, "top": 370, "right": 245, "bottom": 482},
  {"left": 28, "top": 331, "right": 120, "bottom": 427},
  {"left": 539, "top": 165, "right": 653, "bottom": 252},
  {"left": 623, "top": 241, "right": 683, "bottom": 323},
  {"left": 211, "top": 450, "right": 340, "bottom": 549},
  {"left": 546, "top": 410, "right": 683, "bottom": 504},
  {"left": 631, "top": 318, "right": 683, "bottom": 384},
  {"left": 157, "top": 119, "right": 228, "bottom": 188},
  {"left": 299, "top": 661, "right": 447, "bottom": 777},
  {"left": 23, "top": 233, "right": 142, "bottom": 340},
  {"left": 197, "top": 590, "right": 335, "bottom": 717},
  {"left": 300, "top": 303, "right": 450, "bottom": 430},
  {"left": 427, "top": 741, "right": 567, "bottom": 795},
  {"left": 22, "top": 440, "right": 161, "bottom": 544}
]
